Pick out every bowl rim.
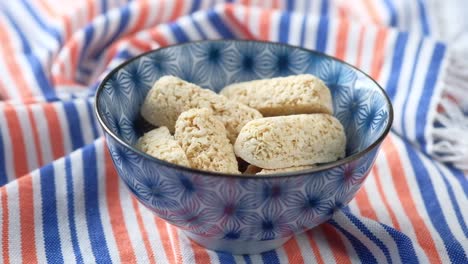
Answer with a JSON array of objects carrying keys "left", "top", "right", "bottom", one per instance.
[{"left": 95, "top": 39, "right": 394, "bottom": 179}]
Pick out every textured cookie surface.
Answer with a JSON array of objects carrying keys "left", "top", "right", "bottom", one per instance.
[
  {"left": 220, "top": 74, "right": 333, "bottom": 116},
  {"left": 257, "top": 165, "right": 315, "bottom": 175},
  {"left": 136, "top": 126, "right": 190, "bottom": 167},
  {"left": 175, "top": 108, "right": 240, "bottom": 174},
  {"left": 140, "top": 76, "right": 262, "bottom": 143},
  {"left": 235, "top": 114, "right": 346, "bottom": 169}
]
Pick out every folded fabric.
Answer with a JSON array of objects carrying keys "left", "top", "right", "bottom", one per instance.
[{"left": 0, "top": 1, "right": 466, "bottom": 263}]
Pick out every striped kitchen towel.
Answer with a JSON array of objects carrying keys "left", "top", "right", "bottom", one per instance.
[{"left": 0, "top": 0, "right": 467, "bottom": 263}]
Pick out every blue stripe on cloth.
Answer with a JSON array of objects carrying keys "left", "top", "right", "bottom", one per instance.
[
  {"left": 345, "top": 213, "right": 392, "bottom": 263},
  {"left": 65, "top": 157, "right": 84, "bottom": 264},
  {"left": 40, "top": 163, "right": 65, "bottom": 263},
  {"left": 329, "top": 220, "right": 377, "bottom": 263},
  {"left": 286, "top": 0, "right": 295, "bottom": 11},
  {"left": 404, "top": 142, "right": 468, "bottom": 263},
  {"left": 78, "top": 25, "right": 95, "bottom": 79},
  {"left": 207, "top": 10, "right": 235, "bottom": 38},
  {"left": 299, "top": 16, "right": 307, "bottom": 47},
  {"left": 415, "top": 43, "right": 445, "bottom": 149},
  {"left": 190, "top": 0, "right": 202, "bottom": 13},
  {"left": 450, "top": 169, "right": 468, "bottom": 197},
  {"left": 382, "top": 0, "right": 398, "bottom": 27},
  {"left": 101, "top": 0, "right": 107, "bottom": 13},
  {"left": 63, "top": 102, "right": 85, "bottom": 150},
  {"left": 169, "top": 23, "right": 190, "bottom": 42},
  {"left": 380, "top": 224, "right": 419, "bottom": 263},
  {"left": 92, "top": 5, "right": 131, "bottom": 59},
  {"left": 385, "top": 32, "right": 408, "bottom": 101},
  {"left": 278, "top": 12, "right": 290, "bottom": 43},
  {"left": 82, "top": 144, "right": 113, "bottom": 262},
  {"left": 416, "top": 0, "right": 430, "bottom": 35},
  {"left": 217, "top": 251, "right": 236, "bottom": 263},
  {"left": 0, "top": 131, "right": 6, "bottom": 186},
  {"left": 192, "top": 19, "right": 208, "bottom": 40},
  {"left": 435, "top": 166, "right": 468, "bottom": 237},
  {"left": 401, "top": 39, "right": 423, "bottom": 138},
  {"left": 19, "top": 0, "right": 63, "bottom": 45},
  {"left": 243, "top": 255, "right": 252, "bottom": 264},
  {"left": 86, "top": 101, "right": 100, "bottom": 139},
  {"left": 3, "top": 12, "right": 56, "bottom": 101},
  {"left": 316, "top": 1, "right": 329, "bottom": 52},
  {"left": 261, "top": 250, "right": 280, "bottom": 264}
]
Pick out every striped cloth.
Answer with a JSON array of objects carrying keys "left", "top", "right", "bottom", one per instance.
[{"left": 0, "top": 0, "right": 467, "bottom": 263}]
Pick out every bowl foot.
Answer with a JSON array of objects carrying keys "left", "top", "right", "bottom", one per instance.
[{"left": 183, "top": 231, "right": 292, "bottom": 255}]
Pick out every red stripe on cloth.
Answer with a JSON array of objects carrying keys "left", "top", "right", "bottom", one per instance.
[
  {"left": 0, "top": 21, "right": 36, "bottom": 101},
  {"left": 321, "top": 224, "right": 353, "bottom": 264},
  {"left": 104, "top": 149, "right": 137, "bottom": 263},
  {"left": 129, "top": 39, "right": 153, "bottom": 52},
  {"left": 224, "top": 4, "right": 255, "bottom": 39},
  {"left": 18, "top": 175, "right": 38, "bottom": 264},
  {"left": 130, "top": 0, "right": 150, "bottom": 34},
  {"left": 272, "top": 0, "right": 280, "bottom": 9},
  {"left": 282, "top": 237, "right": 305, "bottom": 264},
  {"left": 189, "top": 238, "right": 211, "bottom": 264},
  {"left": 155, "top": 218, "right": 176, "bottom": 263},
  {"left": 259, "top": 9, "right": 272, "bottom": 41},
  {"left": 149, "top": 28, "right": 169, "bottom": 47},
  {"left": 306, "top": 231, "right": 325, "bottom": 264},
  {"left": 42, "top": 104, "right": 64, "bottom": 160},
  {"left": 383, "top": 138, "right": 442, "bottom": 263},
  {"left": 1, "top": 189, "right": 9, "bottom": 264},
  {"left": 170, "top": 0, "right": 185, "bottom": 22},
  {"left": 169, "top": 225, "right": 183, "bottom": 264},
  {"left": 355, "top": 27, "right": 366, "bottom": 68},
  {"left": 362, "top": 0, "right": 382, "bottom": 24},
  {"left": 131, "top": 198, "right": 156, "bottom": 264},
  {"left": 370, "top": 28, "right": 388, "bottom": 79},
  {"left": 69, "top": 39, "right": 80, "bottom": 80},
  {"left": 27, "top": 108, "right": 44, "bottom": 166},
  {"left": 335, "top": 13, "right": 350, "bottom": 60},
  {"left": 354, "top": 187, "right": 379, "bottom": 220},
  {"left": 4, "top": 105, "right": 29, "bottom": 178},
  {"left": 372, "top": 166, "right": 401, "bottom": 230},
  {"left": 86, "top": 0, "right": 95, "bottom": 22}
]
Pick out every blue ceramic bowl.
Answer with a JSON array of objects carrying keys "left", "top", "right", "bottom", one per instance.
[{"left": 95, "top": 40, "right": 393, "bottom": 254}]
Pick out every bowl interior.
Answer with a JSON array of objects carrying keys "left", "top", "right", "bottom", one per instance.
[{"left": 97, "top": 40, "right": 390, "bottom": 159}]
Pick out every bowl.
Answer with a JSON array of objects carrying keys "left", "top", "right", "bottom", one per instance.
[{"left": 95, "top": 40, "right": 393, "bottom": 254}]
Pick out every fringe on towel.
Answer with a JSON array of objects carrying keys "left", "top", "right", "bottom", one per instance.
[{"left": 429, "top": 50, "right": 468, "bottom": 171}]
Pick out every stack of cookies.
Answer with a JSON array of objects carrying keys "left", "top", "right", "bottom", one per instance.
[{"left": 137, "top": 74, "right": 346, "bottom": 175}]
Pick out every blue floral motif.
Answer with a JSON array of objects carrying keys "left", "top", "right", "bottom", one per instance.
[
  {"left": 335, "top": 86, "right": 370, "bottom": 135},
  {"left": 245, "top": 205, "right": 293, "bottom": 240},
  {"left": 131, "top": 168, "right": 179, "bottom": 211},
  {"left": 322, "top": 161, "right": 369, "bottom": 203},
  {"left": 226, "top": 42, "right": 270, "bottom": 83},
  {"left": 221, "top": 220, "right": 250, "bottom": 240},
  {"left": 103, "top": 71, "right": 133, "bottom": 108},
  {"left": 316, "top": 60, "right": 357, "bottom": 95},
  {"left": 168, "top": 201, "right": 220, "bottom": 235},
  {"left": 165, "top": 173, "right": 218, "bottom": 207},
  {"left": 119, "top": 61, "right": 153, "bottom": 115},
  {"left": 264, "top": 45, "right": 310, "bottom": 76},
  {"left": 141, "top": 49, "right": 177, "bottom": 82},
  {"left": 357, "top": 91, "right": 389, "bottom": 149},
  {"left": 175, "top": 46, "right": 207, "bottom": 86},
  {"left": 242, "top": 178, "right": 297, "bottom": 212},
  {"left": 203, "top": 183, "right": 257, "bottom": 225},
  {"left": 193, "top": 42, "right": 234, "bottom": 91},
  {"left": 284, "top": 179, "right": 334, "bottom": 226}
]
